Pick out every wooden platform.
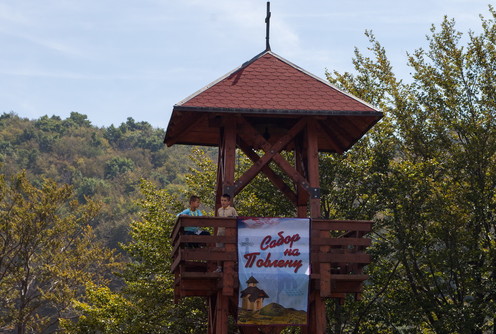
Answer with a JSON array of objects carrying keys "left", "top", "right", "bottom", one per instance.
[{"left": 171, "top": 216, "right": 373, "bottom": 302}]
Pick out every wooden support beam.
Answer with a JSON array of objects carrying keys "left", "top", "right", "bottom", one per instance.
[
  {"left": 295, "top": 136, "right": 309, "bottom": 218},
  {"left": 214, "top": 292, "right": 229, "bottom": 334},
  {"left": 222, "top": 224, "right": 236, "bottom": 296},
  {"left": 318, "top": 122, "right": 346, "bottom": 154},
  {"left": 314, "top": 293, "right": 327, "bottom": 334},
  {"left": 304, "top": 290, "right": 326, "bottom": 334},
  {"left": 208, "top": 295, "right": 216, "bottom": 334},
  {"left": 216, "top": 128, "right": 225, "bottom": 210},
  {"left": 318, "top": 120, "right": 349, "bottom": 154},
  {"left": 251, "top": 120, "right": 314, "bottom": 197},
  {"left": 234, "top": 117, "right": 308, "bottom": 194},
  {"left": 238, "top": 138, "right": 297, "bottom": 205},
  {"left": 306, "top": 119, "right": 321, "bottom": 218},
  {"left": 335, "top": 115, "right": 364, "bottom": 138},
  {"left": 222, "top": 116, "right": 237, "bottom": 197},
  {"left": 271, "top": 154, "right": 311, "bottom": 194},
  {"left": 166, "top": 113, "right": 207, "bottom": 146},
  {"left": 319, "top": 229, "right": 331, "bottom": 297}
]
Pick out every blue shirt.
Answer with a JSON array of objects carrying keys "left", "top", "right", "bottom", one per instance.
[{"left": 177, "top": 208, "right": 202, "bottom": 233}]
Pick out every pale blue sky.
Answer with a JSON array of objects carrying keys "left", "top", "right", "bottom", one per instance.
[{"left": 0, "top": 0, "right": 491, "bottom": 128}]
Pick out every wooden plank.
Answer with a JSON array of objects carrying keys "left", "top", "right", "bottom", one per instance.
[
  {"left": 179, "top": 279, "right": 218, "bottom": 291},
  {"left": 180, "top": 261, "right": 209, "bottom": 272},
  {"left": 312, "top": 220, "right": 373, "bottom": 232},
  {"left": 331, "top": 274, "right": 369, "bottom": 281},
  {"left": 179, "top": 290, "right": 216, "bottom": 297},
  {"left": 313, "top": 253, "right": 371, "bottom": 264},
  {"left": 171, "top": 238, "right": 181, "bottom": 256},
  {"left": 181, "top": 250, "right": 237, "bottom": 261},
  {"left": 171, "top": 251, "right": 182, "bottom": 273},
  {"left": 332, "top": 281, "right": 364, "bottom": 293},
  {"left": 170, "top": 216, "right": 182, "bottom": 239},
  {"left": 311, "top": 237, "right": 372, "bottom": 246},
  {"left": 310, "top": 274, "right": 369, "bottom": 281},
  {"left": 178, "top": 216, "right": 237, "bottom": 228},
  {"left": 178, "top": 235, "right": 236, "bottom": 244},
  {"left": 181, "top": 272, "right": 222, "bottom": 279}
]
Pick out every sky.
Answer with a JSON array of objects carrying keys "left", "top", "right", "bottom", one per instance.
[{"left": 0, "top": 0, "right": 492, "bottom": 129}]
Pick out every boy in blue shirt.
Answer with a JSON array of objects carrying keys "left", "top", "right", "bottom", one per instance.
[{"left": 178, "top": 195, "right": 210, "bottom": 247}]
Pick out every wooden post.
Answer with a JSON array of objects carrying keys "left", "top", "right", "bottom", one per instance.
[
  {"left": 216, "top": 128, "right": 225, "bottom": 210},
  {"left": 295, "top": 135, "right": 309, "bottom": 218},
  {"left": 214, "top": 292, "right": 229, "bottom": 334},
  {"left": 208, "top": 295, "right": 216, "bottom": 334},
  {"left": 307, "top": 120, "right": 327, "bottom": 333},
  {"left": 222, "top": 116, "right": 237, "bottom": 198},
  {"left": 306, "top": 119, "right": 320, "bottom": 218}
]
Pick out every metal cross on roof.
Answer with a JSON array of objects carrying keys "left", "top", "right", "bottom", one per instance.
[{"left": 265, "top": 2, "right": 271, "bottom": 51}]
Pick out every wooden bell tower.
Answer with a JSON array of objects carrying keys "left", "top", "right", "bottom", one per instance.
[
  {"left": 165, "top": 49, "right": 382, "bottom": 213},
  {"left": 165, "top": 4, "right": 382, "bottom": 333}
]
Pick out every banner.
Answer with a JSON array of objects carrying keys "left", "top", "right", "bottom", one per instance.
[{"left": 237, "top": 217, "right": 310, "bottom": 326}]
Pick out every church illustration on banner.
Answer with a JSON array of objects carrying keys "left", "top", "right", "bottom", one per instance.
[{"left": 240, "top": 276, "right": 269, "bottom": 311}]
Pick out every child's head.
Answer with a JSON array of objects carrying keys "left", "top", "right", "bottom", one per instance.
[
  {"left": 220, "top": 193, "right": 231, "bottom": 209},
  {"left": 189, "top": 195, "right": 200, "bottom": 210}
]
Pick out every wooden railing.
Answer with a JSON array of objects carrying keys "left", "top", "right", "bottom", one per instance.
[
  {"left": 310, "top": 219, "right": 372, "bottom": 299},
  {"left": 171, "top": 216, "right": 373, "bottom": 302}
]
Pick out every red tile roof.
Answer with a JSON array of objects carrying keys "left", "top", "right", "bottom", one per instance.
[
  {"left": 176, "top": 51, "right": 378, "bottom": 113},
  {"left": 165, "top": 50, "right": 382, "bottom": 151}
]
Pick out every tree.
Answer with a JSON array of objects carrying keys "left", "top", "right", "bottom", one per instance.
[
  {"left": 104, "top": 157, "right": 135, "bottom": 179},
  {"left": 0, "top": 171, "right": 118, "bottom": 333},
  {"left": 322, "top": 6, "right": 496, "bottom": 333},
  {"left": 63, "top": 179, "right": 209, "bottom": 333}
]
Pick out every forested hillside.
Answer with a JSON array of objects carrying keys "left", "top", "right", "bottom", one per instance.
[{"left": 0, "top": 112, "right": 203, "bottom": 248}]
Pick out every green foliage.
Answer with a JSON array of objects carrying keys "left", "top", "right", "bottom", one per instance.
[
  {"left": 63, "top": 180, "right": 208, "bottom": 333},
  {"left": 0, "top": 112, "right": 197, "bottom": 250},
  {"left": 323, "top": 6, "right": 496, "bottom": 333},
  {"left": 104, "top": 117, "right": 166, "bottom": 152},
  {"left": 0, "top": 171, "right": 119, "bottom": 333},
  {"left": 104, "top": 157, "right": 135, "bottom": 179}
]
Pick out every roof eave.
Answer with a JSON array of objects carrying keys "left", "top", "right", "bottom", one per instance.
[{"left": 172, "top": 105, "right": 384, "bottom": 118}]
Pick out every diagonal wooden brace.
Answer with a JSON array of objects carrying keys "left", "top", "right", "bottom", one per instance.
[
  {"left": 238, "top": 138, "right": 297, "bottom": 204},
  {"left": 234, "top": 117, "right": 312, "bottom": 196}
]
